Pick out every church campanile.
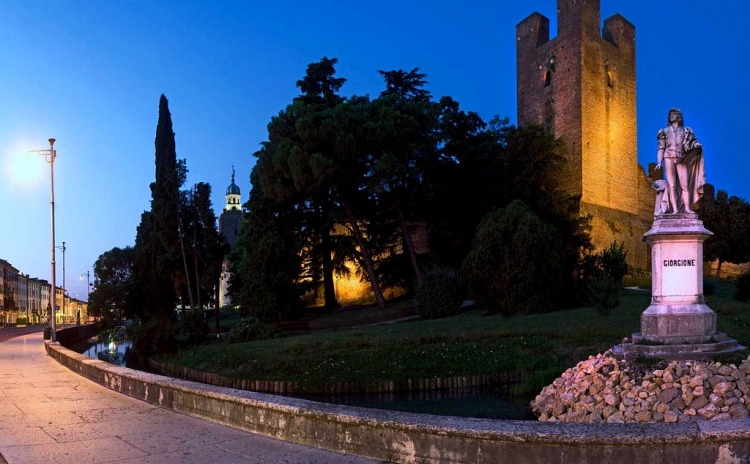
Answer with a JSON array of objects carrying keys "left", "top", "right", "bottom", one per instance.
[{"left": 218, "top": 168, "right": 243, "bottom": 307}]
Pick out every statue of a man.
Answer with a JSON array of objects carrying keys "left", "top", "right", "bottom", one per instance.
[{"left": 655, "top": 108, "right": 705, "bottom": 215}]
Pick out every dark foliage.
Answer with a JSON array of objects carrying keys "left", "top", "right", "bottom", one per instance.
[
  {"left": 225, "top": 317, "right": 279, "bottom": 344},
  {"left": 227, "top": 188, "right": 302, "bottom": 321},
  {"left": 461, "top": 200, "right": 567, "bottom": 316},
  {"left": 415, "top": 270, "right": 462, "bottom": 320},
  {"left": 736, "top": 272, "right": 750, "bottom": 303}
]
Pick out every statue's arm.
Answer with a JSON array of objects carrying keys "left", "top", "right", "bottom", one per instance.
[
  {"left": 684, "top": 127, "right": 702, "bottom": 151},
  {"left": 656, "top": 129, "right": 666, "bottom": 168}
]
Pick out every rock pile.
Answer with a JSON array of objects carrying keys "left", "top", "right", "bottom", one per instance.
[{"left": 531, "top": 352, "right": 750, "bottom": 423}]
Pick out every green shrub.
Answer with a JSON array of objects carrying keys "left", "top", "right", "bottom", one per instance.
[
  {"left": 16, "top": 316, "right": 28, "bottom": 326},
  {"left": 581, "top": 241, "right": 628, "bottom": 315},
  {"left": 588, "top": 273, "right": 623, "bottom": 316},
  {"left": 461, "top": 200, "right": 567, "bottom": 316},
  {"left": 181, "top": 309, "right": 208, "bottom": 343},
  {"left": 415, "top": 270, "right": 462, "bottom": 320},
  {"left": 225, "top": 317, "right": 276, "bottom": 344},
  {"left": 704, "top": 276, "right": 717, "bottom": 296},
  {"left": 599, "top": 242, "right": 629, "bottom": 282},
  {"left": 735, "top": 272, "right": 750, "bottom": 302}
]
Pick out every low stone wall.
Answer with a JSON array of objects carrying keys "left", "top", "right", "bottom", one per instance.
[
  {"left": 54, "top": 323, "right": 99, "bottom": 347},
  {"left": 47, "top": 334, "right": 750, "bottom": 463}
]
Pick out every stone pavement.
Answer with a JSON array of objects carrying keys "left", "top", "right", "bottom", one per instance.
[{"left": 0, "top": 332, "right": 380, "bottom": 464}]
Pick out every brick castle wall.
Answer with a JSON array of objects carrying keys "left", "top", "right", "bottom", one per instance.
[{"left": 517, "top": 0, "right": 653, "bottom": 269}]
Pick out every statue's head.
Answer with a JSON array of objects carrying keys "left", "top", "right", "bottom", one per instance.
[{"left": 667, "top": 108, "right": 684, "bottom": 126}]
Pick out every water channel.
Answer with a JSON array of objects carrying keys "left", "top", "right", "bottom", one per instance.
[{"left": 77, "top": 337, "right": 533, "bottom": 420}]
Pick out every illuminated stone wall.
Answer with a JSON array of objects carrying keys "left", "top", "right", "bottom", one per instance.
[{"left": 517, "top": 0, "right": 653, "bottom": 269}]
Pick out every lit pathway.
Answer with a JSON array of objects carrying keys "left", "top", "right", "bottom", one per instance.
[{"left": 0, "top": 332, "right": 380, "bottom": 464}]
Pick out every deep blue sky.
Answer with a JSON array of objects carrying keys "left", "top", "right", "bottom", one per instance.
[{"left": 1, "top": 0, "right": 748, "bottom": 300}]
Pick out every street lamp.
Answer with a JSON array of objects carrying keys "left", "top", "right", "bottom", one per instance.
[
  {"left": 28, "top": 138, "right": 57, "bottom": 342},
  {"left": 56, "top": 241, "right": 66, "bottom": 325},
  {"left": 80, "top": 270, "right": 90, "bottom": 325}
]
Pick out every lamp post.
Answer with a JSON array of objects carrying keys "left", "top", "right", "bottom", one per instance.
[
  {"left": 79, "top": 271, "right": 89, "bottom": 325},
  {"left": 29, "top": 138, "right": 57, "bottom": 342}
]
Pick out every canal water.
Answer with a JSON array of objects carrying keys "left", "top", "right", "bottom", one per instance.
[{"left": 78, "top": 337, "right": 533, "bottom": 420}]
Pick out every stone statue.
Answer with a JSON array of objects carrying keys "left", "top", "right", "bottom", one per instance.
[{"left": 655, "top": 108, "right": 705, "bottom": 215}]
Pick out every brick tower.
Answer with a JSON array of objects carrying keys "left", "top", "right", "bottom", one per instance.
[{"left": 516, "top": 0, "right": 653, "bottom": 268}]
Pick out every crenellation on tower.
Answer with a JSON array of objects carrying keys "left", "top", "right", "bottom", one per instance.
[
  {"left": 517, "top": 0, "right": 653, "bottom": 269},
  {"left": 602, "top": 14, "right": 635, "bottom": 50},
  {"left": 517, "top": 12, "right": 550, "bottom": 48}
]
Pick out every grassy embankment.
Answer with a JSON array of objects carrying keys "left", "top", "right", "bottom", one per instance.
[{"left": 159, "top": 281, "right": 750, "bottom": 398}]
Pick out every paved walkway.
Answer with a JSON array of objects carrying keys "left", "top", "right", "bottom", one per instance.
[{"left": 0, "top": 332, "right": 380, "bottom": 464}]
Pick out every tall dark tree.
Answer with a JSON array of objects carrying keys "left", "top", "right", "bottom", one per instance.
[
  {"left": 179, "top": 182, "right": 227, "bottom": 327},
  {"left": 421, "top": 98, "right": 506, "bottom": 268},
  {"left": 366, "top": 68, "right": 436, "bottom": 287},
  {"left": 131, "top": 94, "right": 183, "bottom": 355},
  {"left": 254, "top": 58, "right": 388, "bottom": 309}
]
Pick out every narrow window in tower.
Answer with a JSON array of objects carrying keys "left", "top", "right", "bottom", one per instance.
[
  {"left": 605, "top": 61, "right": 614, "bottom": 88},
  {"left": 544, "top": 70, "right": 551, "bottom": 87}
]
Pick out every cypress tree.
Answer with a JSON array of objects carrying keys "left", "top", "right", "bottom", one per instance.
[{"left": 132, "top": 94, "right": 182, "bottom": 355}]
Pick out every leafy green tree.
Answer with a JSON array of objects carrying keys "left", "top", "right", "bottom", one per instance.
[
  {"left": 179, "top": 182, "right": 227, "bottom": 328},
  {"left": 252, "top": 58, "right": 346, "bottom": 310},
  {"left": 254, "top": 58, "right": 389, "bottom": 308},
  {"left": 228, "top": 187, "right": 301, "bottom": 320},
  {"left": 584, "top": 242, "right": 628, "bottom": 315},
  {"left": 420, "top": 99, "right": 506, "bottom": 269},
  {"left": 88, "top": 246, "right": 135, "bottom": 327},
  {"left": 701, "top": 190, "right": 750, "bottom": 278},
  {"left": 461, "top": 200, "right": 567, "bottom": 316},
  {"left": 365, "top": 68, "right": 437, "bottom": 287}
]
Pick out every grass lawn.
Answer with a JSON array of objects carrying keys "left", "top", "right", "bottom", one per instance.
[{"left": 158, "top": 281, "right": 750, "bottom": 398}]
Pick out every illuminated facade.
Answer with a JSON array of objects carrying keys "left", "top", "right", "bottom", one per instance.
[
  {"left": 0, "top": 259, "right": 81, "bottom": 325},
  {"left": 516, "top": 0, "right": 653, "bottom": 268}
]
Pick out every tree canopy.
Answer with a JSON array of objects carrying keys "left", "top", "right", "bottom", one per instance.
[{"left": 229, "top": 58, "right": 593, "bottom": 316}]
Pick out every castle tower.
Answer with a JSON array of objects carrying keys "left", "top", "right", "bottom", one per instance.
[
  {"left": 516, "top": 0, "right": 652, "bottom": 268},
  {"left": 218, "top": 168, "right": 244, "bottom": 307}
]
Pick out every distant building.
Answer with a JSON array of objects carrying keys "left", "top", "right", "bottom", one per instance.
[
  {"left": 516, "top": 0, "right": 654, "bottom": 268},
  {"left": 17, "top": 274, "right": 28, "bottom": 321},
  {"left": 218, "top": 168, "right": 244, "bottom": 307},
  {"left": 29, "top": 278, "right": 48, "bottom": 324},
  {"left": 1, "top": 260, "right": 19, "bottom": 324}
]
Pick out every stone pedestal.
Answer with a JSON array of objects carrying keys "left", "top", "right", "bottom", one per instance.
[{"left": 615, "top": 214, "right": 744, "bottom": 360}]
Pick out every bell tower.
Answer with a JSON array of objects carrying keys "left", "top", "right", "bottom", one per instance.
[{"left": 218, "top": 167, "right": 244, "bottom": 307}]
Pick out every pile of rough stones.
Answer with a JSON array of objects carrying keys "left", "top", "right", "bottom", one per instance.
[{"left": 531, "top": 352, "right": 750, "bottom": 423}]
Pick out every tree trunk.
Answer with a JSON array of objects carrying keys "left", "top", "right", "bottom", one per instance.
[
  {"left": 214, "top": 280, "right": 220, "bottom": 330},
  {"left": 716, "top": 260, "right": 723, "bottom": 279},
  {"left": 341, "top": 199, "right": 386, "bottom": 309},
  {"left": 321, "top": 225, "right": 338, "bottom": 309},
  {"left": 393, "top": 198, "right": 422, "bottom": 287}
]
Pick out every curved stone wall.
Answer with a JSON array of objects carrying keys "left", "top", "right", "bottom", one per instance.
[{"left": 47, "top": 335, "right": 750, "bottom": 463}]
